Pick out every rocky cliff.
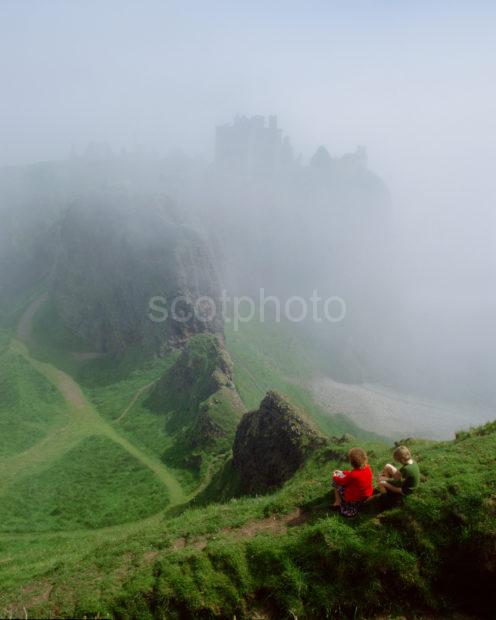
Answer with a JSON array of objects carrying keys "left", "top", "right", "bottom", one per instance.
[
  {"left": 233, "top": 391, "right": 325, "bottom": 493},
  {"left": 49, "top": 195, "right": 223, "bottom": 356}
]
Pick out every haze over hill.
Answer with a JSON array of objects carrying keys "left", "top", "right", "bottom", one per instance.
[
  {"left": 0, "top": 3, "right": 495, "bottom": 617},
  {"left": 2, "top": 2, "right": 495, "bottom": 417},
  {"left": 1, "top": 112, "right": 494, "bottom": 422}
]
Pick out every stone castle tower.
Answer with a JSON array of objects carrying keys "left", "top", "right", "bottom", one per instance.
[{"left": 215, "top": 115, "right": 293, "bottom": 175}]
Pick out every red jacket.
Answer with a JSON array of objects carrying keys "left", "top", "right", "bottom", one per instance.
[{"left": 333, "top": 464, "right": 373, "bottom": 502}]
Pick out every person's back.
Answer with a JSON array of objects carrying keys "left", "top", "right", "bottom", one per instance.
[
  {"left": 332, "top": 447, "right": 374, "bottom": 517},
  {"left": 399, "top": 459, "right": 420, "bottom": 496},
  {"left": 344, "top": 464, "right": 374, "bottom": 502}
]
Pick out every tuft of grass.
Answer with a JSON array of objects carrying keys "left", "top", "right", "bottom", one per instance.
[{"left": 455, "top": 419, "right": 496, "bottom": 441}]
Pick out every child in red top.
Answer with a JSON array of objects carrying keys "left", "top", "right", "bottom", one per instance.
[{"left": 332, "top": 447, "right": 373, "bottom": 517}]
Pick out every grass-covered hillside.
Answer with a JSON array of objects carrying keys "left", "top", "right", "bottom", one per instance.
[
  {"left": 0, "top": 293, "right": 186, "bottom": 532},
  {"left": 146, "top": 334, "right": 245, "bottom": 471},
  {"left": 1, "top": 292, "right": 494, "bottom": 618},
  {"left": 1, "top": 427, "right": 495, "bottom": 618}
]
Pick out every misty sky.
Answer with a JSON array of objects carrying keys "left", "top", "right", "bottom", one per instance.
[{"left": 1, "top": 1, "right": 495, "bottom": 293}]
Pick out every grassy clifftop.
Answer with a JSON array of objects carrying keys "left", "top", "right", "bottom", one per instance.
[
  {"left": 1, "top": 422, "right": 494, "bottom": 618},
  {"left": 132, "top": 427, "right": 494, "bottom": 619}
]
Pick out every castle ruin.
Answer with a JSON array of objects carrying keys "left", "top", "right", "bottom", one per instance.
[{"left": 215, "top": 115, "right": 293, "bottom": 175}]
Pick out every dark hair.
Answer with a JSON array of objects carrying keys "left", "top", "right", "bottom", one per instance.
[{"left": 348, "top": 447, "right": 368, "bottom": 469}]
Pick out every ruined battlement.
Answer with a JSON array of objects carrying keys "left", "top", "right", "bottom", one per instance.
[{"left": 215, "top": 115, "right": 293, "bottom": 175}]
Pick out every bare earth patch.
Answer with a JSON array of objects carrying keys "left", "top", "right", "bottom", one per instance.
[
  {"left": 170, "top": 508, "right": 308, "bottom": 551},
  {"left": 4, "top": 581, "right": 53, "bottom": 619},
  {"left": 53, "top": 368, "right": 87, "bottom": 409}
]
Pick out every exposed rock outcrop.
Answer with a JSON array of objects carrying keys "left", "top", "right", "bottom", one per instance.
[{"left": 233, "top": 391, "right": 325, "bottom": 494}]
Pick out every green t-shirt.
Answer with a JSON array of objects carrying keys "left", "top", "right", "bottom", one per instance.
[{"left": 400, "top": 461, "right": 420, "bottom": 495}]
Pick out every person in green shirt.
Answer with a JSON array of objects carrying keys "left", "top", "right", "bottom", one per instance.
[{"left": 378, "top": 445, "right": 420, "bottom": 497}]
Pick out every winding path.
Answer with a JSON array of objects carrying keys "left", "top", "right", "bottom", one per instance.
[
  {"left": 10, "top": 295, "right": 186, "bottom": 505},
  {"left": 16, "top": 292, "right": 48, "bottom": 342},
  {"left": 116, "top": 381, "right": 157, "bottom": 423}
]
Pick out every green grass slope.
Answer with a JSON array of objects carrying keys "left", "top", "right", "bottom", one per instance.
[
  {"left": 29, "top": 293, "right": 162, "bottom": 387},
  {"left": 86, "top": 354, "right": 178, "bottom": 458},
  {"left": 2, "top": 294, "right": 493, "bottom": 618},
  {"left": 0, "top": 435, "right": 171, "bottom": 532},
  {"left": 225, "top": 319, "right": 387, "bottom": 442},
  {"left": 0, "top": 346, "right": 66, "bottom": 457},
  {"left": 0, "top": 295, "right": 187, "bottom": 535},
  {"left": 1, "top": 426, "right": 494, "bottom": 618},
  {"left": 145, "top": 334, "right": 245, "bottom": 476}
]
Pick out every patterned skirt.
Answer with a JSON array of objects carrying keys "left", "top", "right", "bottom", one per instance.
[{"left": 332, "top": 480, "right": 365, "bottom": 518}]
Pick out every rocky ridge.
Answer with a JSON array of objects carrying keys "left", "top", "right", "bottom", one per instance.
[{"left": 233, "top": 390, "right": 325, "bottom": 493}]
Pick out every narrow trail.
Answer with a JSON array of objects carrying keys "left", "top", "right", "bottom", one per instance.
[
  {"left": 12, "top": 295, "right": 186, "bottom": 506},
  {"left": 116, "top": 381, "right": 157, "bottom": 423},
  {"left": 16, "top": 292, "right": 48, "bottom": 342},
  {"left": 171, "top": 508, "right": 308, "bottom": 552},
  {"left": 0, "top": 415, "right": 91, "bottom": 488}
]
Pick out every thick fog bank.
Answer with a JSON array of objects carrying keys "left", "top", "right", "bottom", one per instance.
[
  {"left": 1, "top": 1, "right": 494, "bottom": 415},
  {"left": 1, "top": 115, "right": 494, "bottom": 415}
]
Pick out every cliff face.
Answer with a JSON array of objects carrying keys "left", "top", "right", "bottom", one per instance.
[
  {"left": 233, "top": 391, "right": 325, "bottom": 494},
  {"left": 49, "top": 196, "right": 223, "bottom": 356}
]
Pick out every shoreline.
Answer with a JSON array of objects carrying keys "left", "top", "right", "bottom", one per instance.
[{"left": 310, "top": 376, "right": 494, "bottom": 440}]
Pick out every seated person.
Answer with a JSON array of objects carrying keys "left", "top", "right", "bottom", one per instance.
[
  {"left": 332, "top": 447, "right": 374, "bottom": 517},
  {"left": 378, "top": 445, "right": 420, "bottom": 500}
]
